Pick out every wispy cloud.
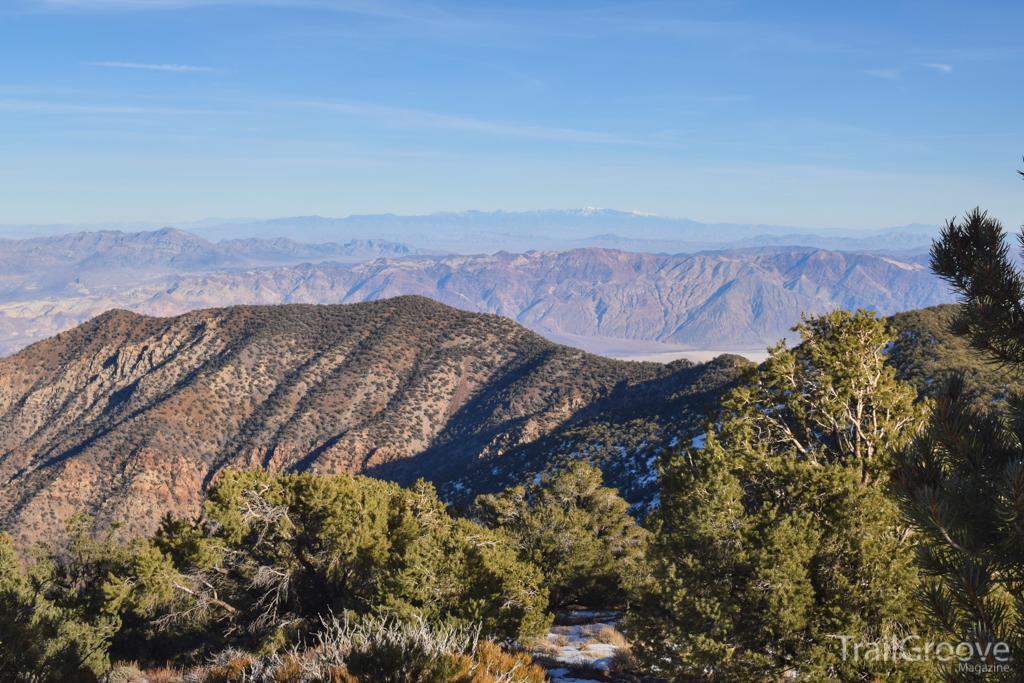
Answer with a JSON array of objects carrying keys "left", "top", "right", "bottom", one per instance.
[
  {"left": 0, "top": 98, "right": 207, "bottom": 115},
  {"left": 625, "top": 16, "right": 848, "bottom": 56},
  {"left": 922, "top": 62, "right": 952, "bottom": 73},
  {"left": 37, "top": 0, "right": 489, "bottom": 35},
  {"left": 681, "top": 94, "right": 751, "bottom": 106},
  {"left": 36, "top": 0, "right": 441, "bottom": 15},
  {"left": 863, "top": 68, "right": 902, "bottom": 80},
  {"left": 40, "top": 0, "right": 288, "bottom": 6},
  {"left": 85, "top": 61, "right": 212, "bottom": 72},
  {"left": 293, "top": 99, "right": 646, "bottom": 146}
]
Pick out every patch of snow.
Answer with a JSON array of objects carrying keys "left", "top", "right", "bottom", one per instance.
[
  {"left": 547, "top": 670, "right": 593, "bottom": 683},
  {"left": 631, "top": 454, "right": 660, "bottom": 486},
  {"left": 880, "top": 256, "right": 923, "bottom": 271},
  {"left": 637, "top": 471, "right": 658, "bottom": 486}
]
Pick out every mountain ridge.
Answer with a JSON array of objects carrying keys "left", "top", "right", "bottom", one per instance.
[
  {"left": 0, "top": 245, "right": 951, "bottom": 357},
  {"left": 0, "top": 299, "right": 985, "bottom": 554},
  {"left": 187, "top": 209, "right": 939, "bottom": 253},
  {"left": 2, "top": 210, "right": 939, "bottom": 254},
  {"left": 0, "top": 227, "right": 436, "bottom": 288},
  {"left": 0, "top": 297, "right": 742, "bottom": 549}
]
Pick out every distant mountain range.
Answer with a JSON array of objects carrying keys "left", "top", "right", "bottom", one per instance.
[
  {"left": 2, "top": 208, "right": 940, "bottom": 254},
  {"left": 188, "top": 209, "right": 940, "bottom": 254},
  {"left": 0, "top": 228, "right": 432, "bottom": 284},
  {"left": 0, "top": 226, "right": 952, "bottom": 356},
  {"left": 0, "top": 211, "right": 968, "bottom": 554}
]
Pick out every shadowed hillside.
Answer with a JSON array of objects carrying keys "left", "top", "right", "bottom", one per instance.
[
  {"left": 888, "top": 304, "right": 1024, "bottom": 405},
  {"left": 435, "top": 352, "right": 748, "bottom": 510},
  {"left": 0, "top": 296, "right": 739, "bottom": 548},
  {"left": 445, "top": 304, "right": 1015, "bottom": 512}
]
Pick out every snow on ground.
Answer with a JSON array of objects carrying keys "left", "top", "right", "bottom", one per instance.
[
  {"left": 546, "top": 669, "right": 601, "bottom": 683},
  {"left": 529, "top": 615, "right": 628, "bottom": 681}
]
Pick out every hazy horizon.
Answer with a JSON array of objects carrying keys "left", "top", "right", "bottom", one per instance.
[{"left": 0, "top": 207, "right": 941, "bottom": 240}]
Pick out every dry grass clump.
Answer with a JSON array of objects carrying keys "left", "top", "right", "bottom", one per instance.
[
  {"left": 264, "top": 656, "right": 303, "bottom": 683},
  {"left": 552, "top": 633, "right": 571, "bottom": 647},
  {"left": 594, "top": 625, "right": 629, "bottom": 648},
  {"left": 472, "top": 641, "right": 546, "bottom": 683},
  {"left": 146, "top": 666, "right": 185, "bottom": 683},
  {"left": 204, "top": 653, "right": 258, "bottom": 683},
  {"left": 608, "top": 645, "right": 638, "bottom": 673},
  {"left": 107, "top": 661, "right": 146, "bottom": 683},
  {"left": 522, "top": 636, "right": 565, "bottom": 671},
  {"left": 187, "top": 615, "right": 543, "bottom": 683},
  {"left": 525, "top": 638, "right": 560, "bottom": 657}
]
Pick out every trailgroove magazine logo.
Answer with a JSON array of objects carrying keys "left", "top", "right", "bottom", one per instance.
[{"left": 829, "top": 635, "right": 1012, "bottom": 674}]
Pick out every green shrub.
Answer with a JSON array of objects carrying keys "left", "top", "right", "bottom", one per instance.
[
  {"left": 475, "top": 461, "right": 647, "bottom": 609},
  {"left": 0, "top": 527, "right": 140, "bottom": 683},
  {"left": 153, "top": 470, "right": 550, "bottom": 656}
]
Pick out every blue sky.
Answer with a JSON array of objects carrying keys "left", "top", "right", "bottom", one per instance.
[{"left": 0, "top": 0, "right": 1021, "bottom": 229}]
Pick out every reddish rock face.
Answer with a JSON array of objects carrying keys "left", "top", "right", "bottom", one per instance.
[{"left": 0, "top": 297, "right": 685, "bottom": 549}]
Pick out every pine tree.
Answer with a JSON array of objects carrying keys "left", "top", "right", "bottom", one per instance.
[
  {"left": 629, "top": 309, "right": 929, "bottom": 682},
  {"left": 0, "top": 521, "right": 151, "bottom": 683},
  {"left": 894, "top": 206, "right": 1024, "bottom": 682},
  {"left": 474, "top": 461, "right": 647, "bottom": 609}
]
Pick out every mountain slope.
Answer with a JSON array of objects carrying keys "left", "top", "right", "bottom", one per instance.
[
  {"left": 446, "top": 303, "right": 1010, "bottom": 513},
  {"left": 438, "top": 352, "right": 746, "bottom": 511},
  {"left": 888, "top": 304, "right": 1024, "bottom": 406},
  {"left": 0, "top": 228, "right": 431, "bottom": 270},
  {"left": 0, "top": 228, "right": 433, "bottom": 298},
  {"left": 0, "top": 298, "right": 998, "bottom": 551},
  {"left": 0, "top": 297, "right": 739, "bottom": 548}
]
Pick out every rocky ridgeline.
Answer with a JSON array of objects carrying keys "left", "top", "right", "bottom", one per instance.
[
  {"left": 0, "top": 297, "right": 736, "bottom": 548},
  {"left": 0, "top": 228, "right": 949, "bottom": 355}
]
